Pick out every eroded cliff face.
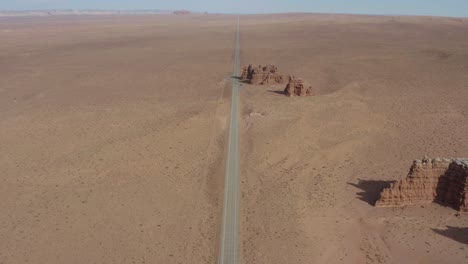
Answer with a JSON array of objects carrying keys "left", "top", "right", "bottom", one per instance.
[
  {"left": 284, "top": 75, "right": 313, "bottom": 97},
  {"left": 241, "top": 64, "right": 287, "bottom": 85},
  {"left": 376, "top": 158, "right": 468, "bottom": 211}
]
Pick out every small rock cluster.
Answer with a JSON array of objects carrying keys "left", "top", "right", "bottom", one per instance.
[
  {"left": 376, "top": 157, "right": 468, "bottom": 211},
  {"left": 284, "top": 76, "right": 313, "bottom": 97},
  {"left": 241, "top": 64, "right": 287, "bottom": 85},
  {"left": 241, "top": 64, "right": 312, "bottom": 97}
]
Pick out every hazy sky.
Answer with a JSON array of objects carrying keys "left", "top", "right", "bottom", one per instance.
[{"left": 2, "top": 0, "right": 468, "bottom": 17}]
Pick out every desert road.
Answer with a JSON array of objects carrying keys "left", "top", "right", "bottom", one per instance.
[{"left": 218, "top": 17, "right": 240, "bottom": 264}]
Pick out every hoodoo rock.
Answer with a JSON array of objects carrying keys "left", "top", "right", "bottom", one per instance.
[
  {"left": 241, "top": 64, "right": 287, "bottom": 85},
  {"left": 376, "top": 157, "right": 468, "bottom": 211},
  {"left": 283, "top": 75, "right": 313, "bottom": 97}
]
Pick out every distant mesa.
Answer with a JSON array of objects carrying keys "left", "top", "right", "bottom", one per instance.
[
  {"left": 241, "top": 64, "right": 288, "bottom": 85},
  {"left": 284, "top": 75, "right": 313, "bottom": 97},
  {"left": 376, "top": 157, "right": 468, "bottom": 211},
  {"left": 173, "top": 10, "right": 191, "bottom": 15}
]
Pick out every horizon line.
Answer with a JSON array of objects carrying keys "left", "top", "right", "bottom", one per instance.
[{"left": 0, "top": 9, "right": 467, "bottom": 19}]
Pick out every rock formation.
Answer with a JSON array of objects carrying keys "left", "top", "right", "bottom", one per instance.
[
  {"left": 283, "top": 75, "right": 313, "bottom": 97},
  {"left": 376, "top": 157, "right": 468, "bottom": 211},
  {"left": 173, "top": 10, "right": 191, "bottom": 15},
  {"left": 241, "top": 64, "right": 315, "bottom": 97},
  {"left": 241, "top": 64, "right": 287, "bottom": 85}
]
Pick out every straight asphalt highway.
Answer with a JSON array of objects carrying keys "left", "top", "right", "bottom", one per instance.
[{"left": 218, "top": 16, "right": 240, "bottom": 264}]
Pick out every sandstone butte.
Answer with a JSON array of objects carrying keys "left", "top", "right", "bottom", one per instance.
[
  {"left": 376, "top": 157, "right": 468, "bottom": 211},
  {"left": 241, "top": 64, "right": 288, "bottom": 85},
  {"left": 283, "top": 75, "right": 313, "bottom": 97}
]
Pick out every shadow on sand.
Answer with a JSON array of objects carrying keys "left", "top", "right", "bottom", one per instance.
[
  {"left": 230, "top": 76, "right": 250, "bottom": 84},
  {"left": 432, "top": 226, "right": 468, "bottom": 245},
  {"left": 267, "top": 90, "right": 286, "bottom": 95},
  {"left": 347, "top": 180, "right": 395, "bottom": 206}
]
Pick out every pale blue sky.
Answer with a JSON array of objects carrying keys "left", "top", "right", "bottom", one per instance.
[{"left": 1, "top": 0, "right": 468, "bottom": 17}]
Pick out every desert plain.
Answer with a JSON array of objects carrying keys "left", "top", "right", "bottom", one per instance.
[{"left": 0, "top": 13, "right": 468, "bottom": 264}]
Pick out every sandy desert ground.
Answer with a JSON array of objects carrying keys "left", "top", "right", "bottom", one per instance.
[
  {"left": 239, "top": 14, "right": 468, "bottom": 264},
  {"left": 0, "top": 13, "right": 467, "bottom": 264},
  {"left": 0, "top": 14, "right": 237, "bottom": 263}
]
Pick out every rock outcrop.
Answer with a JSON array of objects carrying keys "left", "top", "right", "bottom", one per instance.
[
  {"left": 241, "top": 64, "right": 287, "bottom": 85},
  {"left": 376, "top": 157, "right": 468, "bottom": 211},
  {"left": 173, "top": 10, "right": 191, "bottom": 15},
  {"left": 283, "top": 75, "right": 313, "bottom": 97}
]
